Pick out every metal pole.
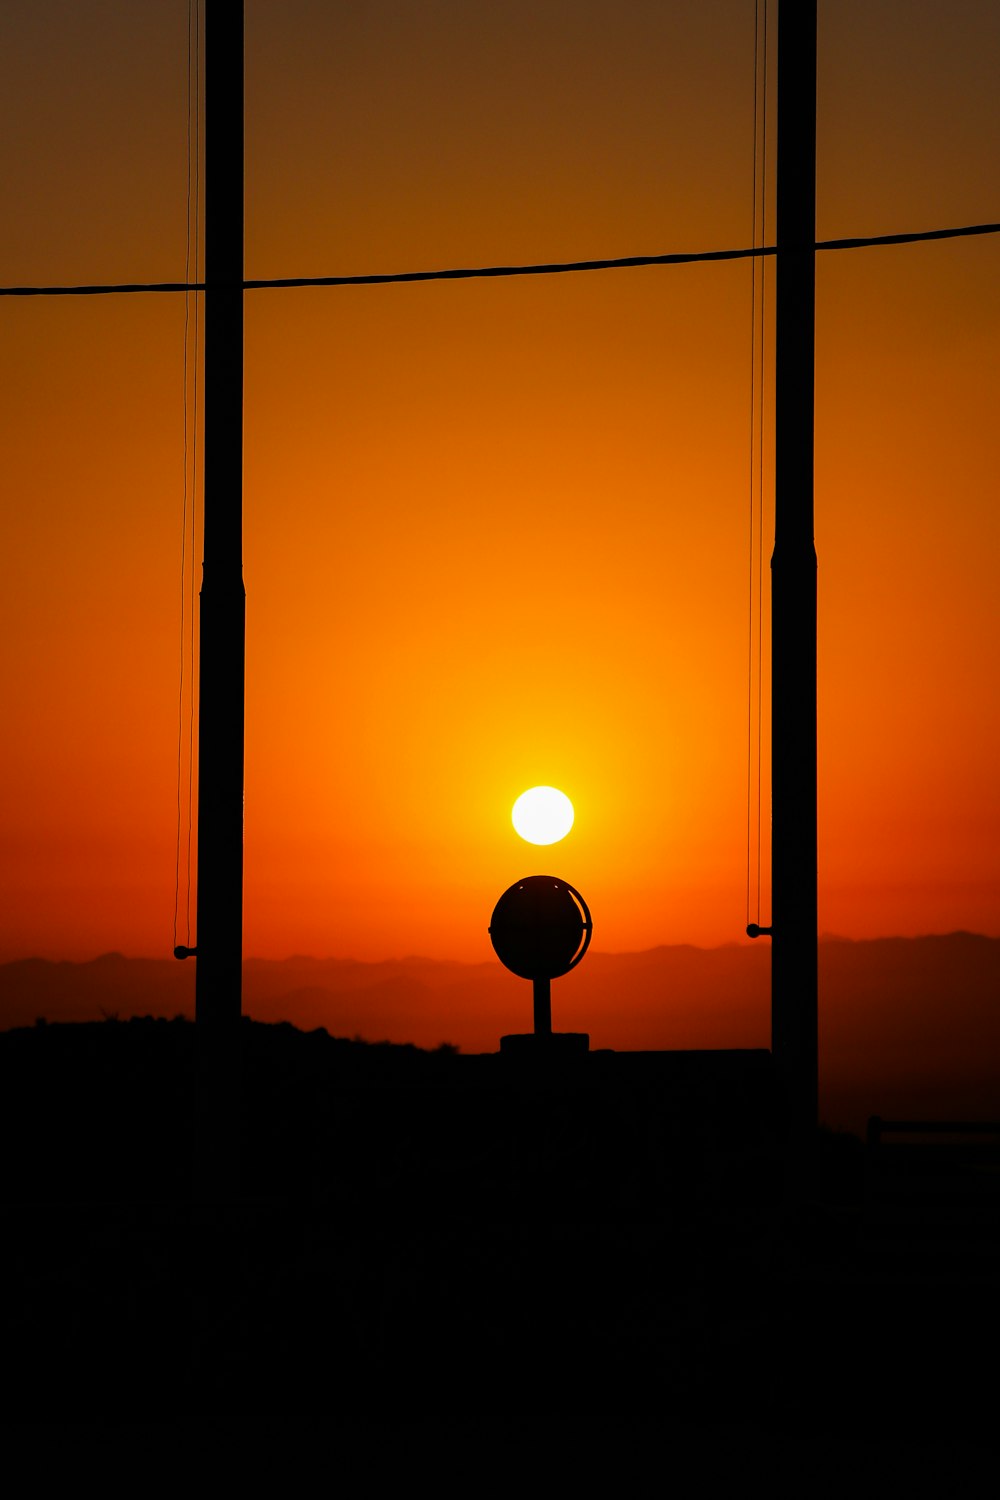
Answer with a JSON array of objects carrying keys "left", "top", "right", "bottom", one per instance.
[
  {"left": 533, "top": 976, "right": 552, "bottom": 1036},
  {"left": 194, "top": 2, "right": 245, "bottom": 1192},
  {"left": 772, "top": 0, "right": 818, "bottom": 1146}
]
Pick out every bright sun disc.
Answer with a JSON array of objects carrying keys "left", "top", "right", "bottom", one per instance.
[{"left": 512, "top": 786, "right": 574, "bottom": 845}]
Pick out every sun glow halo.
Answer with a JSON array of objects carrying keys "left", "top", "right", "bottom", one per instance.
[{"left": 512, "top": 786, "right": 575, "bottom": 846}]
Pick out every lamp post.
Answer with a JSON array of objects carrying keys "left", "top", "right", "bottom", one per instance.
[
  {"left": 191, "top": 1, "right": 245, "bottom": 1196},
  {"left": 490, "top": 875, "right": 592, "bottom": 1055},
  {"left": 771, "top": 0, "right": 819, "bottom": 1148}
]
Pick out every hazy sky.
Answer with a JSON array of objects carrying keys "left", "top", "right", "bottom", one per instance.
[{"left": 2, "top": 1, "right": 998, "bottom": 964}]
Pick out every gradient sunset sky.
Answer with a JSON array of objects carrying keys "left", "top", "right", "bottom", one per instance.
[{"left": 2, "top": 0, "right": 998, "bottom": 966}]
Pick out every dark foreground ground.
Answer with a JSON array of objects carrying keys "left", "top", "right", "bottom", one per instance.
[{"left": 0, "top": 1018, "right": 997, "bottom": 1468}]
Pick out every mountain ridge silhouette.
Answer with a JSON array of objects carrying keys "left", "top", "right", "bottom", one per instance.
[{"left": 2, "top": 934, "right": 998, "bottom": 1129}]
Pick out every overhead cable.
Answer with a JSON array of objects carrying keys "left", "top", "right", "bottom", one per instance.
[{"left": 1, "top": 219, "right": 998, "bottom": 297}]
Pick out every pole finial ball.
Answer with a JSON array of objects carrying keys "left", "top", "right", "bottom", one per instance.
[{"left": 489, "top": 876, "right": 592, "bottom": 980}]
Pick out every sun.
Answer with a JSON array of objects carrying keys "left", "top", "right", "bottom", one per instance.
[{"left": 511, "top": 786, "right": 575, "bottom": 845}]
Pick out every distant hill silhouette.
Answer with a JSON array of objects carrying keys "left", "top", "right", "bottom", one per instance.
[{"left": 2, "top": 934, "right": 998, "bottom": 1129}]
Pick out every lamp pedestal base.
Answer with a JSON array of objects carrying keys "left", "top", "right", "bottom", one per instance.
[{"left": 499, "top": 1032, "right": 589, "bottom": 1056}]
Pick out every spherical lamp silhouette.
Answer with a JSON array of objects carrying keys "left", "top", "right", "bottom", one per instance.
[{"left": 489, "top": 875, "right": 592, "bottom": 1053}]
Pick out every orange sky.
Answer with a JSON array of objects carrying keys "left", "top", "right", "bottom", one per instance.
[{"left": 2, "top": 1, "right": 998, "bottom": 965}]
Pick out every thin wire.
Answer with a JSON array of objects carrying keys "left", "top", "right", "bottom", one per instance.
[
  {"left": 746, "top": 0, "right": 759, "bottom": 931},
  {"left": 2, "top": 220, "right": 998, "bottom": 298},
  {"left": 186, "top": 0, "right": 200, "bottom": 946},
  {"left": 746, "top": 0, "right": 770, "bottom": 931},
  {"left": 173, "top": 0, "right": 200, "bottom": 951},
  {"left": 756, "top": 0, "right": 768, "bottom": 928},
  {"left": 173, "top": 0, "right": 194, "bottom": 954}
]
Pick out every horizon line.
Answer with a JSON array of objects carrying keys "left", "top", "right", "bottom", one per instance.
[{"left": 3, "top": 929, "right": 995, "bottom": 968}]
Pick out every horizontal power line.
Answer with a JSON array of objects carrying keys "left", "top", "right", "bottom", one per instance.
[{"left": 1, "top": 219, "right": 998, "bottom": 298}]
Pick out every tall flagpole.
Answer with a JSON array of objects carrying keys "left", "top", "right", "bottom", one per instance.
[
  {"left": 771, "top": 0, "right": 819, "bottom": 1151},
  {"left": 193, "top": 1, "right": 245, "bottom": 1190}
]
